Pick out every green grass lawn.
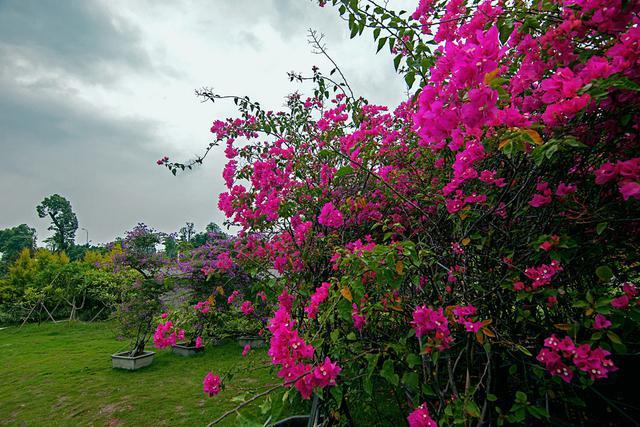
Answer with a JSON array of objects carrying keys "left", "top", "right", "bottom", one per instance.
[{"left": 0, "top": 321, "right": 302, "bottom": 426}]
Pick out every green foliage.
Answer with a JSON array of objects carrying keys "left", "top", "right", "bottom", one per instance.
[
  {"left": 0, "top": 224, "right": 36, "bottom": 274},
  {"left": 0, "top": 247, "right": 136, "bottom": 324},
  {"left": 36, "top": 194, "right": 78, "bottom": 252}
]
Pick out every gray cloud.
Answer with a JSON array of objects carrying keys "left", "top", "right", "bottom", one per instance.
[
  {"left": 0, "top": 0, "right": 408, "bottom": 246},
  {"left": 0, "top": 0, "right": 153, "bottom": 82}
]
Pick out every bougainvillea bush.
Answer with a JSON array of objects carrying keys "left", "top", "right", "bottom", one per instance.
[
  {"left": 161, "top": 0, "right": 640, "bottom": 424},
  {"left": 113, "top": 224, "right": 170, "bottom": 356}
]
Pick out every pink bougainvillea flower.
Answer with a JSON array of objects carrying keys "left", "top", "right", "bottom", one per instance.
[
  {"left": 411, "top": 306, "right": 452, "bottom": 351},
  {"left": 623, "top": 282, "right": 638, "bottom": 298},
  {"left": 611, "top": 295, "right": 630, "bottom": 309},
  {"left": 312, "top": 357, "right": 342, "bottom": 387},
  {"left": 227, "top": 290, "right": 239, "bottom": 304},
  {"left": 593, "top": 314, "right": 612, "bottom": 330},
  {"left": 618, "top": 180, "right": 640, "bottom": 200},
  {"left": 352, "top": 303, "right": 366, "bottom": 331},
  {"left": 153, "top": 321, "right": 177, "bottom": 349},
  {"left": 594, "top": 162, "right": 618, "bottom": 185},
  {"left": 242, "top": 344, "right": 251, "bottom": 357},
  {"left": 203, "top": 372, "right": 221, "bottom": 396},
  {"left": 407, "top": 402, "right": 438, "bottom": 427},
  {"left": 215, "top": 251, "right": 234, "bottom": 271},
  {"left": 195, "top": 336, "right": 203, "bottom": 348},
  {"left": 538, "top": 335, "right": 616, "bottom": 383},
  {"left": 529, "top": 193, "right": 552, "bottom": 208},
  {"left": 240, "top": 300, "right": 255, "bottom": 315},
  {"left": 556, "top": 182, "right": 577, "bottom": 197},
  {"left": 539, "top": 241, "right": 553, "bottom": 251},
  {"left": 304, "top": 282, "right": 331, "bottom": 319},
  {"left": 318, "top": 202, "right": 344, "bottom": 228}
]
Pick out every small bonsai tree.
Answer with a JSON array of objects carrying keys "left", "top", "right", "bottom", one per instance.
[{"left": 112, "top": 224, "right": 169, "bottom": 356}]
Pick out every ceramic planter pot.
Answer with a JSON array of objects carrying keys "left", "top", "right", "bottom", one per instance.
[
  {"left": 269, "top": 395, "right": 321, "bottom": 426},
  {"left": 172, "top": 343, "right": 205, "bottom": 357},
  {"left": 111, "top": 351, "right": 155, "bottom": 370},
  {"left": 238, "top": 336, "right": 266, "bottom": 348}
]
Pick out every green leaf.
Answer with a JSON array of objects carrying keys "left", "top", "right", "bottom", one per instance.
[
  {"left": 330, "top": 385, "right": 343, "bottom": 403},
  {"left": 337, "top": 299, "right": 352, "bottom": 321},
  {"left": 422, "top": 383, "right": 436, "bottom": 397},
  {"left": 365, "top": 353, "right": 379, "bottom": 378},
  {"left": 595, "top": 265, "right": 613, "bottom": 282},
  {"left": 465, "top": 401, "right": 482, "bottom": 418},
  {"left": 515, "top": 344, "right": 532, "bottom": 357},
  {"left": 393, "top": 54, "right": 402, "bottom": 71},
  {"left": 380, "top": 359, "right": 399, "bottom": 386},
  {"left": 350, "top": 24, "right": 358, "bottom": 39},
  {"left": 361, "top": 376, "right": 372, "bottom": 396},
  {"left": 335, "top": 165, "right": 354, "bottom": 178},
  {"left": 405, "top": 71, "right": 416, "bottom": 88},
  {"left": 402, "top": 372, "right": 419, "bottom": 390},
  {"left": 596, "top": 222, "right": 608, "bottom": 235},
  {"left": 376, "top": 37, "right": 387, "bottom": 53},
  {"left": 406, "top": 353, "right": 421, "bottom": 368},
  {"left": 527, "top": 406, "right": 549, "bottom": 420},
  {"left": 607, "top": 331, "right": 622, "bottom": 344},
  {"left": 515, "top": 391, "right": 527, "bottom": 403}
]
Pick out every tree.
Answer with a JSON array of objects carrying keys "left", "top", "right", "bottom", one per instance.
[
  {"left": 36, "top": 194, "right": 78, "bottom": 253},
  {"left": 163, "top": 234, "right": 178, "bottom": 258},
  {"left": 191, "top": 222, "right": 226, "bottom": 247},
  {"left": 179, "top": 222, "right": 195, "bottom": 242},
  {"left": 0, "top": 224, "right": 36, "bottom": 273}
]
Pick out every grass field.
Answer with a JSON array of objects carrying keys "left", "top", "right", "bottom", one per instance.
[{"left": 0, "top": 321, "right": 302, "bottom": 426}]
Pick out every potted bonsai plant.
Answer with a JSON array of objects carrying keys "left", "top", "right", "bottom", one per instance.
[
  {"left": 111, "top": 224, "right": 168, "bottom": 370},
  {"left": 226, "top": 294, "right": 269, "bottom": 349},
  {"left": 153, "top": 299, "right": 213, "bottom": 356}
]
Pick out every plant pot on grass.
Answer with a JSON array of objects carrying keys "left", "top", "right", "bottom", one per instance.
[
  {"left": 172, "top": 342, "right": 205, "bottom": 356},
  {"left": 111, "top": 350, "right": 155, "bottom": 370},
  {"left": 268, "top": 415, "right": 310, "bottom": 427},
  {"left": 238, "top": 335, "right": 266, "bottom": 348},
  {"left": 111, "top": 224, "right": 171, "bottom": 371},
  {"left": 268, "top": 395, "right": 322, "bottom": 427}
]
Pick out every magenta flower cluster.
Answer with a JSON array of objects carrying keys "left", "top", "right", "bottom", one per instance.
[{"left": 536, "top": 334, "right": 617, "bottom": 383}]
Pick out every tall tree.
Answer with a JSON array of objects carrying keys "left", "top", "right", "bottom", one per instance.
[
  {"left": 0, "top": 224, "right": 36, "bottom": 273},
  {"left": 179, "top": 222, "right": 195, "bottom": 242},
  {"left": 163, "top": 234, "right": 178, "bottom": 258},
  {"left": 36, "top": 194, "right": 78, "bottom": 252}
]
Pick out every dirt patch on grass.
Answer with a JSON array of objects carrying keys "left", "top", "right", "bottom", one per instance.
[
  {"left": 108, "top": 418, "right": 124, "bottom": 427},
  {"left": 52, "top": 395, "right": 69, "bottom": 410},
  {"left": 99, "top": 402, "right": 133, "bottom": 416}
]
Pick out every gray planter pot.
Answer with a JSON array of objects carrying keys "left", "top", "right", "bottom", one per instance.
[
  {"left": 269, "top": 415, "right": 310, "bottom": 427},
  {"left": 172, "top": 343, "right": 205, "bottom": 357},
  {"left": 111, "top": 351, "right": 155, "bottom": 370},
  {"left": 238, "top": 336, "right": 266, "bottom": 348},
  {"left": 269, "top": 395, "right": 321, "bottom": 426}
]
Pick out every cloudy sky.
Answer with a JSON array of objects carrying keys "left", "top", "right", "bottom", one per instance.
[{"left": 0, "top": 0, "right": 413, "bottom": 245}]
